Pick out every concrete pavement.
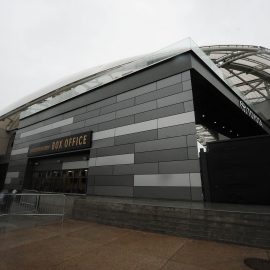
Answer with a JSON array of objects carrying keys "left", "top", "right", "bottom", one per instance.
[{"left": 0, "top": 219, "right": 269, "bottom": 270}]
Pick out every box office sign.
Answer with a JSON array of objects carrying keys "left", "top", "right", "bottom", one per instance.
[{"left": 28, "top": 132, "right": 92, "bottom": 157}]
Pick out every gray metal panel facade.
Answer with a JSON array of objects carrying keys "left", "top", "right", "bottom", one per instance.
[{"left": 7, "top": 53, "right": 202, "bottom": 200}]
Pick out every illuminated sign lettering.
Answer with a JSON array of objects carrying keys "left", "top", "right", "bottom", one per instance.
[{"left": 28, "top": 132, "right": 92, "bottom": 157}]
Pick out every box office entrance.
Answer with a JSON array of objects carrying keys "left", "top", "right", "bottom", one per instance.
[
  {"left": 31, "top": 168, "right": 88, "bottom": 194},
  {"left": 24, "top": 150, "right": 90, "bottom": 194}
]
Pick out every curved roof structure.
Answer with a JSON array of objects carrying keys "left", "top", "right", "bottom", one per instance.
[
  {"left": 201, "top": 45, "right": 270, "bottom": 104},
  {"left": 1, "top": 39, "right": 269, "bottom": 126}
]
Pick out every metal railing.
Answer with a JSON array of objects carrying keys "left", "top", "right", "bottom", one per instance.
[{"left": 0, "top": 193, "right": 66, "bottom": 224}]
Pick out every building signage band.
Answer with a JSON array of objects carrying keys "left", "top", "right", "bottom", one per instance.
[
  {"left": 239, "top": 101, "right": 263, "bottom": 127},
  {"left": 28, "top": 131, "right": 92, "bottom": 157}
]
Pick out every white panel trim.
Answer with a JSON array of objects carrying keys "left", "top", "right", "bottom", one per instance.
[
  {"left": 115, "top": 119, "right": 157, "bottom": 137},
  {"left": 11, "top": 147, "right": 29, "bottom": 156},
  {"left": 88, "top": 158, "right": 96, "bottom": 167},
  {"left": 89, "top": 154, "right": 134, "bottom": 167},
  {"left": 92, "top": 112, "right": 195, "bottom": 141},
  {"left": 20, "top": 117, "right": 73, "bottom": 138},
  {"left": 189, "top": 173, "right": 202, "bottom": 187},
  {"left": 158, "top": 111, "right": 195, "bottom": 129},
  {"left": 92, "top": 128, "right": 115, "bottom": 140},
  {"left": 134, "top": 174, "right": 190, "bottom": 187},
  {"left": 62, "top": 161, "right": 88, "bottom": 170},
  {"left": 6, "top": 172, "right": 19, "bottom": 178}
]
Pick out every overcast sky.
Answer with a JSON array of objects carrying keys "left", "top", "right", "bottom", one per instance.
[{"left": 1, "top": 0, "right": 269, "bottom": 113}]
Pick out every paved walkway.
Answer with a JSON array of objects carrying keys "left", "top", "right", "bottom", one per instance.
[{"left": 0, "top": 219, "right": 269, "bottom": 270}]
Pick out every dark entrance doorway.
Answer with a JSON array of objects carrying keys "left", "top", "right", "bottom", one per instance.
[
  {"left": 31, "top": 169, "right": 88, "bottom": 194},
  {"left": 201, "top": 135, "right": 270, "bottom": 205},
  {"left": 25, "top": 151, "right": 89, "bottom": 194}
]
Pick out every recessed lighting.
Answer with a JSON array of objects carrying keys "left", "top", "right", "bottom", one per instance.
[
  {"left": 229, "top": 130, "right": 232, "bottom": 133},
  {"left": 214, "top": 121, "right": 217, "bottom": 124},
  {"left": 202, "top": 114, "right": 205, "bottom": 118},
  {"left": 222, "top": 126, "right": 225, "bottom": 129}
]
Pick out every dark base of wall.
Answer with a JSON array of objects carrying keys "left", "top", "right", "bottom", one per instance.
[{"left": 72, "top": 196, "right": 270, "bottom": 249}]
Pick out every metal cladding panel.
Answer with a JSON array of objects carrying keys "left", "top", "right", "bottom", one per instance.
[
  {"left": 158, "top": 111, "right": 195, "bottom": 129},
  {"left": 183, "top": 80, "right": 192, "bottom": 91},
  {"left": 10, "top": 153, "right": 28, "bottom": 161},
  {"left": 93, "top": 129, "right": 115, "bottom": 141},
  {"left": 187, "top": 134, "right": 198, "bottom": 146},
  {"left": 184, "top": 101, "right": 194, "bottom": 112},
  {"left": 157, "top": 73, "right": 182, "bottom": 89},
  {"left": 86, "top": 96, "right": 117, "bottom": 112},
  {"left": 158, "top": 122, "right": 196, "bottom": 139},
  {"left": 190, "top": 173, "right": 202, "bottom": 187},
  {"left": 85, "top": 112, "right": 116, "bottom": 127},
  {"left": 100, "top": 98, "right": 135, "bottom": 115},
  {"left": 17, "top": 107, "right": 87, "bottom": 135},
  {"left": 113, "top": 164, "right": 135, "bottom": 175},
  {"left": 182, "top": 70, "right": 191, "bottom": 81},
  {"left": 116, "top": 100, "right": 157, "bottom": 118},
  {"left": 91, "top": 137, "right": 115, "bottom": 149},
  {"left": 157, "top": 90, "right": 193, "bottom": 108},
  {"left": 117, "top": 83, "right": 156, "bottom": 102},
  {"left": 11, "top": 147, "right": 29, "bottom": 156},
  {"left": 134, "top": 103, "right": 185, "bottom": 123},
  {"left": 134, "top": 174, "right": 190, "bottom": 187},
  {"left": 94, "top": 175, "right": 134, "bottom": 186},
  {"left": 134, "top": 186, "right": 191, "bottom": 200},
  {"left": 157, "top": 83, "right": 183, "bottom": 99},
  {"left": 111, "top": 163, "right": 160, "bottom": 175},
  {"left": 89, "top": 154, "right": 134, "bottom": 167},
  {"left": 96, "top": 144, "right": 134, "bottom": 157},
  {"left": 20, "top": 118, "right": 74, "bottom": 138},
  {"left": 16, "top": 127, "right": 68, "bottom": 145},
  {"left": 6, "top": 172, "right": 20, "bottom": 178},
  {"left": 86, "top": 185, "right": 95, "bottom": 195},
  {"left": 159, "top": 160, "right": 200, "bottom": 173},
  {"left": 135, "top": 91, "right": 158, "bottom": 105},
  {"left": 60, "top": 121, "right": 85, "bottom": 133},
  {"left": 191, "top": 187, "right": 203, "bottom": 201},
  {"left": 74, "top": 109, "right": 100, "bottom": 122},
  {"left": 135, "top": 136, "right": 187, "bottom": 152},
  {"left": 88, "top": 165, "right": 113, "bottom": 175},
  {"left": 94, "top": 186, "right": 133, "bottom": 197},
  {"left": 135, "top": 148, "right": 188, "bottom": 163},
  {"left": 98, "top": 115, "right": 134, "bottom": 131},
  {"left": 115, "top": 119, "right": 158, "bottom": 137},
  {"left": 62, "top": 161, "right": 88, "bottom": 170},
  {"left": 188, "top": 147, "right": 199, "bottom": 159},
  {"left": 134, "top": 163, "right": 159, "bottom": 174},
  {"left": 115, "top": 130, "right": 158, "bottom": 146}
]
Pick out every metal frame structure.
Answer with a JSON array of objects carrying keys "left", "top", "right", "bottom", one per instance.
[{"left": 201, "top": 45, "right": 270, "bottom": 104}]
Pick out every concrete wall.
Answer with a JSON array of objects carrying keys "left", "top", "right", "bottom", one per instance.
[{"left": 6, "top": 53, "right": 202, "bottom": 200}]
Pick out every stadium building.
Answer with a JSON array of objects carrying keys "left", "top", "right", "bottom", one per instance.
[{"left": 1, "top": 38, "right": 270, "bottom": 204}]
